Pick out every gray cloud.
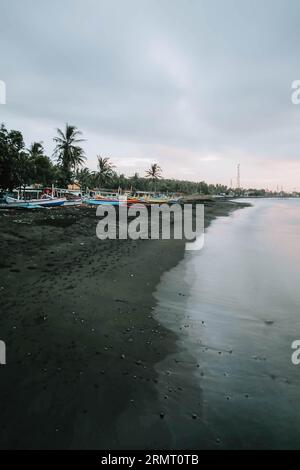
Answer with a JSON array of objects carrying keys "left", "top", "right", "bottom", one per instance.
[{"left": 1, "top": 0, "right": 300, "bottom": 189}]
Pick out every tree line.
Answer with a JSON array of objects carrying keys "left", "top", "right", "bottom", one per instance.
[{"left": 0, "top": 122, "right": 232, "bottom": 195}]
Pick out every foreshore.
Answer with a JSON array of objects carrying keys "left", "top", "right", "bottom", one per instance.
[{"left": 0, "top": 199, "right": 249, "bottom": 449}]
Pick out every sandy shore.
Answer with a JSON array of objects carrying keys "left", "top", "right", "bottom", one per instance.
[{"left": 0, "top": 199, "right": 249, "bottom": 449}]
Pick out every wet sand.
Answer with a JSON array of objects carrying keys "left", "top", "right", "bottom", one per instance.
[{"left": 0, "top": 199, "right": 248, "bottom": 449}]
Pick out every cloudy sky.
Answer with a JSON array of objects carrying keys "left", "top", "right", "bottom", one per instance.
[{"left": 1, "top": 0, "right": 300, "bottom": 190}]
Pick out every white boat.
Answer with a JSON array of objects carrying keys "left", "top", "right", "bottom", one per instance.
[
  {"left": 5, "top": 197, "right": 29, "bottom": 207},
  {"left": 63, "top": 198, "right": 83, "bottom": 206},
  {"left": 6, "top": 196, "right": 66, "bottom": 207}
]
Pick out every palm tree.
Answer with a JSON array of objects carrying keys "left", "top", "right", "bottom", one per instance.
[
  {"left": 26, "top": 142, "right": 56, "bottom": 187},
  {"left": 130, "top": 172, "right": 140, "bottom": 191},
  {"left": 76, "top": 167, "right": 92, "bottom": 191},
  {"left": 96, "top": 156, "right": 115, "bottom": 188},
  {"left": 53, "top": 124, "right": 86, "bottom": 184},
  {"left": 27, "top": 141, "right": 44, "bottom": 158},
  {"left": 145, "top": 163, "right": 162, "bottom": 192}
]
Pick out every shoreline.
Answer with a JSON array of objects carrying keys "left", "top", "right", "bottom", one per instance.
[{"left": 0, "top": 199, "right": 249, "bottom": 449}]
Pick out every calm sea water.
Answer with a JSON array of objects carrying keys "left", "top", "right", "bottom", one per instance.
[{"left": 154, "top": 199, "right": 300, "bottom": 449}]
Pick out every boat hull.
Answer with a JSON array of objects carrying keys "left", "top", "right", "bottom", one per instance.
[
  {"left": 63, "top": 199, "right": 83, "bottom": 206},
  {"left": 138, "top": 197, "right": 182, "bottom": 204},
  {"left": 85, "top": 199, "right": 126, "bottom": 206},
  {"left": 37, "top": 199, "right": 66, "bottom": 207},
  {"left": 6, "top": 196, "right": 66, "bottom": 207}
]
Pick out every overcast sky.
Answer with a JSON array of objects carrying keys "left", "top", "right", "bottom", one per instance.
[{"left": 1, "top": 0, "right": 300, "bottom": 190}]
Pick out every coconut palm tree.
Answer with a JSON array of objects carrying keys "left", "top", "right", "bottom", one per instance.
[
  {"left": 26, "top": 141, "right": 57, "bottom": 187},
  {"left": 27, "top": 141, "right": 44, "bottom": 158},
  {"left": 76, "top": 167, "right": 92, "bottom": 191},
  {"left": 53, "top": 124, "right": 86, "bottom": 184},
  {"left": 145, "top": 163, "right": 162, "bottom": 191},
  {"left": 95, "top": 156, "right": 115, "bottom": 188}
]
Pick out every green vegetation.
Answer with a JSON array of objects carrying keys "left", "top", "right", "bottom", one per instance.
[
  {"left": 145, "top": 163, "right": 162, "bottom": 191},
  {"left": 0, "top": 124, "right": 57, "bottom": 191},
  {"left": 94, "top": 156, "right": 115, "bottom": 188},
  {"left": 1, "top": 122, "right": 284, "bottom": 197},
  {"left": 53, "top": 124, "right": 86, "bottom": 186}
]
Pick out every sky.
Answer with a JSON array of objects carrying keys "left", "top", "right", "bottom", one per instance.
[{"left": 1, "top": 0, "right": 300, "bottom": 190}]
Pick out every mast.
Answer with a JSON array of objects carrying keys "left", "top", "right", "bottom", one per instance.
[{"left": 237, "top": 164, "right": 241, "bottom": 189}]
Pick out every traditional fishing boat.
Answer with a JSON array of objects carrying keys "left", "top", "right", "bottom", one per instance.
[
  {"left": 6, "top": 196, "right": 66, "bottom": 208},
  {"left": 142, "top": 196, "right": 182, "bottom": 204},
  {"left": 84, "top": 190, "right": 138, "bottom": 206},
  {"left": 63, "top": 198, "right": 83, "bottom": 206},
  {"left": 83, "top": 188, "right": 182, "bottom": 206},
  {"left": 85, "top": 198, "right": 127, "bottom": 206},
  {"left": 133, "top": 191, "right": 182, "bottom": 204},
  {"left": 0, "top": 201, "right": 30, "bottom": 209},
  {"left": 0, "top": 200, "right": 49, "bottom": 209}
]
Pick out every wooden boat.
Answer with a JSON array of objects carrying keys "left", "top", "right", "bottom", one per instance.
[
  {"left": 137, "top": 196, "right": 182, "bottom": 204},
  {"left": 85, "top": 198, "right": 127, "bottom": 206},
  {"left": 85, "top": 189, "right": 182, "bottom": 206},
  {"left": 94, "top": 194, "right": 138, "bottom": 203},
  {"left": 6, "top": 196, "right": 66, "bottom": 207},
  {"left": 0, "top": 201, "right": 44, "bottom": 209},
  {"left": 0, "top": 201, "right": 29, "bottom": 209},
  {"left": 63, "top": 198, "right": 82, "bottom": 206},
  {"left": 132, "top": 191, "right": 182, "bottom": 205},
  {"left": 85, "top": 193, "right": 139, "bottom": 206},
  {"left": 5, "top": 197, "right": 29, "bottom": 207}
]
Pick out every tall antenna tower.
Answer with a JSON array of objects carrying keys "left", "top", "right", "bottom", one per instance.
[{"left": 237, "top": 164, "right": 241, "bottom": 189}]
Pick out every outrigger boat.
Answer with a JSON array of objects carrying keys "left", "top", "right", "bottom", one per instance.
[
  {"left": 5, "top": 196, "right": 66, "bottom": 208},
  {"left": 132, "top": 191, "right": 182, "bottom": 205},
  {"left": 85, "top": 196, "right": 181, "bottom": 206},
  {"left": 63, "top": 198, "right": 82, "bottom": 206},
  {"left": 85, "top": 191, "right": 182, "bottom": 206},
  {"left": 141, "top": 196, "right": 182, "bottom": 204},
  {"left": 0, "top": 201, "right": 32, "bottom": 209},
  {"left": 84, "top": 190, "right": 138, "bottom": 206},
  {"left": 85, "top": 196, "right": 129, "bottom": 206}
]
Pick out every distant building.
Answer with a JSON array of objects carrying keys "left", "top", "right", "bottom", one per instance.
[{"left": 67, "top": 183, "right": 81, "bottom": 191}]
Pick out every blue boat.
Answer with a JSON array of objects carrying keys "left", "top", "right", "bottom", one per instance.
[{"left": 85, "top": 198, "right": 126, "bottom": 206}]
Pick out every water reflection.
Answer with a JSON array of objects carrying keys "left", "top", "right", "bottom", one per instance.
[{"left": 154, "top": 199, "right": 300, "bottom": 449}]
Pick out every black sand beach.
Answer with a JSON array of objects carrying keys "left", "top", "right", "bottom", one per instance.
[{"left": 0, "top": 199, "right": 248, "bottom": 449}]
